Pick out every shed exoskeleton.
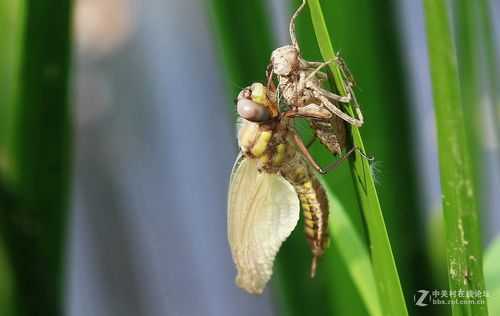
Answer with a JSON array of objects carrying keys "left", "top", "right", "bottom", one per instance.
[{"left": 267, "top": 0, "right": 364, "bottom": 157}]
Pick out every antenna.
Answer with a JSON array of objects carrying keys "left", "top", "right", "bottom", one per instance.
[{"left": 289, "top": 0, "right": 306, "bottom": 52}]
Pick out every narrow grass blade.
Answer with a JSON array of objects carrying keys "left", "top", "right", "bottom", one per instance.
[
  {"left": 455, "top": 0, "right": 480, "bottom": 185},
  {"left": 306, "top": 1, "right": 408, "bottom": 315},
  {"left": 426, "top": 210, "right": 448, "bottom": 288},
  {"left": 319, "top": 179, "right": 382, "bottom": 316},
  {"left": 455, "top": 0, "right": 480, "bottom": 133},
  {"left": 425, "top": 210, "right": 452, "bottom": 316},
  {"left": 0, "top": 0, "right": 23, "bottom": 183},
  {"left": 484, "top": 236, "right": 500, "bottom": 315},
  {"left": 0, "top": 0, "right": 74, "bottom": 315},
  {"left": 0, "top": 3, "right": 23, "bottom": 313},
  {"left": 423, "top": 0, "right": 488, "bottom": 315},
  {"left": 293, "top": 1, "right": 431, "bottom": 309},
  {"left": 0, "top": 238, "right": 14, "bottom": 316}
]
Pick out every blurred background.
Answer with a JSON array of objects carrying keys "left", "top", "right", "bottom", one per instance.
[{"left": 0, "top": 0, "right": 499, "bottom": 315}]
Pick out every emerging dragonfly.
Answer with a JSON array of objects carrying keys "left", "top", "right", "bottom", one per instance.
[
  {"left": 267, "top": 0, "right": 364, "bottom": 160},
  {"left": 228, "top": 82, "right": 329, "bottom": 294}
]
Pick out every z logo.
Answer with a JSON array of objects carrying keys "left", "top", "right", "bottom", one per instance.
[{"left": 414, "top": 290, "right": 430, "bottom": 307}]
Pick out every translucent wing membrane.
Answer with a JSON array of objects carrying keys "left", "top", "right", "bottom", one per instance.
[{"left": 228, "top": 156, "right": 300, "bottom": 294}]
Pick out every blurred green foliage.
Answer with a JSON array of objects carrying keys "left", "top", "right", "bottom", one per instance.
[
  {"left": 209, "top": 0, "right": 273, "bottom": 98},
  {"left": 0, "top": 0, "right": 22, "bottom": 183},
  {"left": 477, "top": 0, "right": 500, "bottom": 144},
  {"left": 485, "top": 236, "right": 500, "bottom": 315},
  {"left": 0, "top": 0, "right": 494, "bottom": 315},
  {"left": 0, "top": 0, "right": 73, "bottom": 315}
]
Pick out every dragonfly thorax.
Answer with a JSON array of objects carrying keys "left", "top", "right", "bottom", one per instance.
[{"left": 237, "top": 119, "right": 294, "bottom": 173}]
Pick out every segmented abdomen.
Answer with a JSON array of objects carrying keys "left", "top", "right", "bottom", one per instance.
[
  {"left": 282, "top": 162, "right": 329, "bottom": 277},
  {"left": 310, "top": 115, "right": 346, "bottom": 156}
]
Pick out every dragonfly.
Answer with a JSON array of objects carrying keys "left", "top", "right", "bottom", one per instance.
[
  {"left": 267, "top": 0, "right": 364, "bottom": 161},
  {"left": 228, "top": 82, "right": 330, "bottom": 294}
]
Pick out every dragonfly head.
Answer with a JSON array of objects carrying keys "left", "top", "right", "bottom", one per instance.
[
  {"left": 237, "top": 83, "right": 278, "bottom": 123},
  {"left": 271, "top": 45, "right": 299, "bottom": 76}
]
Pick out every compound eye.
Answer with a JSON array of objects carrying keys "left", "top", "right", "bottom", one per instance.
[
  {"left": 237, "top": 98, "right": 271, "bottom": 122},
  {"left": 237, "top": 88, "right": 252, "bottom": 101}
]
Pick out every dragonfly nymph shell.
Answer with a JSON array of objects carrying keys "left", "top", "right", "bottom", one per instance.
[{"left": 310, "top": 114, "right": 346, "bottom": 156}]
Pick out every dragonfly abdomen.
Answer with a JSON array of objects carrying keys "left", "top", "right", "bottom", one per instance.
[{"left": 283, "top": 164, "right": 329, "bottom": 278}]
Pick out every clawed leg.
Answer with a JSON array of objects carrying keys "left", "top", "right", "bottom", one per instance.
[
  {"left": 300, "top": 58, "right": 330, "bottom": 70},
  {"left": 284, "top": 103, "right": 332, "bottom": 120},
  {"left": 304, "top": 57, "right": 339, "bottom": 82},
  {"left": 320, "top": 147, "right": 374, "bottom": 174},
  {"left": 302, "top": 54, "right": 353, "bottom": 83},
  {"left": 316, "top": 87, "right": 351, "bottom": 103},
  {"left": 297, "top": 53, "right": 364, "bottom": 126},
  {"left": 333, "top": 57, "right": 365, "bottom": 124},
  {"left": 316, "top": 87, "right": 350, "bottom": 103},
  {"left": 299, "top": 75, "right": 350, "bottom": 104},
  {"left": 300, "top": 61, "right": 352, "bottom": 104},
  {"left": 335, "top": 54, "right": 357, "bottom": 87},
  {"left": 346, "top": 87, "right": 365, "bottom": 126},
  {"left": 303, "top": 54, "right": 361, "bottom": 108},
  {"left": 292, "top": 133, "right": 325, "bottom": 174},
  {"left": 266, "top": 63, "right": 276, "bottom": 93},
  {"left": 292, "top": 132, "right": 373, "bottom": 175},
  {"left": 317, "top": 86, "right": 363, "bottom": 123},
  {"left": 314, "top": 92, "right": 364, "bottom": 127}
]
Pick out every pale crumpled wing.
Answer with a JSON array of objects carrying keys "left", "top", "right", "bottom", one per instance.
[{"left": 228, "top": 155, "right": 300, "bottom": 294}]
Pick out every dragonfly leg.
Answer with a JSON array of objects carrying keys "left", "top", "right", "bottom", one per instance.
[
  {"left": 318, "top": 84, "right": 365, "bottom": 125},
  {"left": 335, "top": 54, "right": 357, "bottom": 87},
  {"left": 292, "top": 132, "right": 325, "bottom": 174},
  {"left": 310, "top": 255, "right": 318, "bottom": 278},
  {"left": 266, "top": 64, "right": 276, "bottom": 93},
  {"left": 314, "top": 92, "right": 363, "bottom": 127},
  {"left": 304, "top": 58, "right": 340, "bottom": 83},
  {"left": 284, "top": 103, "right": 332, "bottom": 120},
  {"left": 303, "top": 53, "right": 356, "bottom": 86},
  {"left": 315, "top": 86, "right": 350, "bottom": 104},
  {"left": 321, "top": 147, "right": 374, "bottom": 174},
  {"left": 293, "top": 131, "right": 373, "bottom": 175},
  {"left": 309, "top": 56, "right": 365, "bottom": 125}
]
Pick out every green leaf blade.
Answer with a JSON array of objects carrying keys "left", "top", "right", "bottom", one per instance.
[
  {"left": 422, "top": 0, "right": 488, "bottom": 315},
  {"left": 0, "top": 0, "right": 74, "bottom": 315},
  {"left": 320, "top": 179, "right": 382, "bottom": 316},
  {"left": 306, "top": 1, "right": 408, "bottom": 315}
]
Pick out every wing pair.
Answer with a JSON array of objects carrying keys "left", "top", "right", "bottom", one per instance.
[{"left": 227, "top": 155, "right": 300, "bottom": 294}]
